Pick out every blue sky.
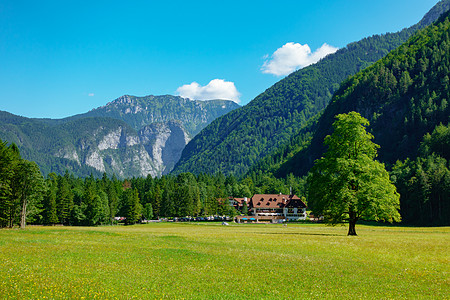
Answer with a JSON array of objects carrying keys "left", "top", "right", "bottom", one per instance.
[{"left": 0, "top": 0, "right": 438, "bottom": 118}]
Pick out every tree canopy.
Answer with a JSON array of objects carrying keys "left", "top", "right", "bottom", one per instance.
[{"left": 308, "top": 112, "right": 401, "bottom": 235}]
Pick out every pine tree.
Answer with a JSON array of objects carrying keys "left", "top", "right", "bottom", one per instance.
[
  {"left": 43, "top": 173, "right": 59, "bottom": 225},
  {"left": 57, "top": 174, "right": 74, "bottom": 225},
  {"left": 122, "top": 188, "right": 142, "bottom": 224}
]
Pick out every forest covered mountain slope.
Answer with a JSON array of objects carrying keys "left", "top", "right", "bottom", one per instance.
[
  {"left": 173, "top": 0, "right": 450, "bottom": 177},
  {"left": 275, "top": 10, "right": 450, "bottom": 178}
]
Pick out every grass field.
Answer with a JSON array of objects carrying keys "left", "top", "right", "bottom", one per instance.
[{"left": 0, "top": 223, "right": 448, "bottom": 299}]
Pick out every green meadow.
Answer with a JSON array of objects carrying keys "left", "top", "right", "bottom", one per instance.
[{"left": 0, "top": 223, "right": 448, "bottom": 299}]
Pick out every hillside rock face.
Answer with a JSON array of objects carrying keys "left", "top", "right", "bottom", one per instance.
[
  {"left": 50, "top": 121, "right": 190, "bottom": 177},
  {"left": 139, "top": 121, "right": 191, "bottom": 174}
]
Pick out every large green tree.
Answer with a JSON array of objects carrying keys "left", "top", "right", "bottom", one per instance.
[
  {"left": 15, "top": 160, "right": 45, "bottom": 228},
  {"left": 308, "top": 112, "right": 401, "bottom": 235},
  {"left": 0, "top": 141, "right": 45, "bottom": 228}
]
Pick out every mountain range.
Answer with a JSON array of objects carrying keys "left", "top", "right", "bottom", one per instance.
[
  {"left": 0, "top": 95, "right": 239, "bottom": 178},
  {"left": 1, "top": 0, "right": 449, "bottom": 184}
]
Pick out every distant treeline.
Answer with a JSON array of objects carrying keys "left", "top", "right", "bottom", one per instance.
[
  {"left": 1, "top": 132, "right": 448, "bottom": 227},
  {"left": 0, "top": 138, "right": 306, "bottom": 227}
]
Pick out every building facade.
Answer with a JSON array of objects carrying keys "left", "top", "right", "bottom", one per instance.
[{"left": 235, "top": 194, "right": 307, "bottom": 223}]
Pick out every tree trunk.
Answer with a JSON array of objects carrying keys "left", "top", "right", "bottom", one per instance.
[
  {"left": 348, "top": 211, "right": 358, "bottom": 236},
  {"left": 8, "top": 207, "right": 14, "bottom": 228},
  {"left": 348, "top": 219, "right": 357, "bottom": 236},
  {"left": 20, "top": 196, "right": 27, "bottom": 229}
]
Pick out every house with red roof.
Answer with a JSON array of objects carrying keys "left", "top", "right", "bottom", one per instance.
[{"left": 235, "top": 193, "right": 307, "bottom": 223}]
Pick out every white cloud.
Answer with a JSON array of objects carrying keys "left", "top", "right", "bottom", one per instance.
[
  {"left": 176, "top": 79, "right": 241, "bottom": 103},
  {"left": 261, "top": 42, "right": 339, "bottom": 76},
  {"left": 88, "top": 93, "right": 95, "bottom": 97}
]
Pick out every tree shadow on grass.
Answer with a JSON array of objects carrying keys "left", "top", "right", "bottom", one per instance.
[{"left": 254, "top": 232, "right": 343, "bottom": 237}]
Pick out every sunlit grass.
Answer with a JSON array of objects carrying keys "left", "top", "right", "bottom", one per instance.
[{"left": 0, "top": 223, "right": 448, "bottom": 299}]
